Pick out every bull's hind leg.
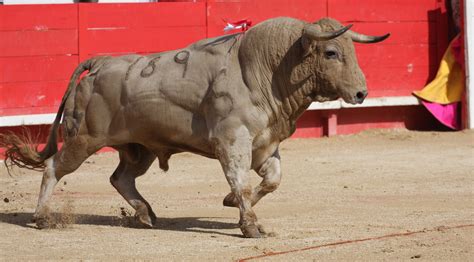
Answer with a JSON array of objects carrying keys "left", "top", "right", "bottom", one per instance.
[
  {"left": 110, "top": 144, "right": 157, "bottom": 228},
  {"left": 223, "top": 150, "right": 281, "bottom": 208},
  {"left": 33, "top": 135, "right": 104, "bottom": 228}
]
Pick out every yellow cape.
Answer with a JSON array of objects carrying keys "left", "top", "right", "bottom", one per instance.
[{"left": 413, "top": 35, "right": 464, "bottom": 104}]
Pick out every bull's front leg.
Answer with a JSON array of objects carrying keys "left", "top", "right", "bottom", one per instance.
[
  {"left": 223, "top": 149, "right": 281, "bottom": 208},
  {"left": 213, "top": 126, "right": 263, "bottom": 238}
]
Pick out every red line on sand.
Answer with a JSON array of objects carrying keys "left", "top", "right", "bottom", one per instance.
[{"left": 238, "top": 224, "right": 474, "bottom": 262}]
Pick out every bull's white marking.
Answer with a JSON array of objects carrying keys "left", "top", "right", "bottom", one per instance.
[
  {"left": 44, "top": 157, "right": 55, "bottom": 181},
  {"left": 35, "top": 156, "right": 57, "bottom": 213}
]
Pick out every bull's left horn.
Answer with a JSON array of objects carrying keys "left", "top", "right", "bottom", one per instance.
[
  {"left": 348, "top": 31, "right": 390, "bottom": 43},
  {"left": 303, "top": 24, "right": 353, "bottom": 41}
]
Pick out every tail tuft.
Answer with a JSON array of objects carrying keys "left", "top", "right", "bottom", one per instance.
[{"left": 0, "top": 129, "right": 46, "bottom": 172}]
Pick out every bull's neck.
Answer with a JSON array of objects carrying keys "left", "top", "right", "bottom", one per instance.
[
  {"left": 277, "top": 79, "right": 315, "bottom": 119},
  {"left": 238, "top": 18, "right": 318, "bottom": 139},
  {"left": 270, "top": 72, "right": 316, "bottom": 139},
  {"left": 255, "top": 43, "right": 317, "bottom": 139}
]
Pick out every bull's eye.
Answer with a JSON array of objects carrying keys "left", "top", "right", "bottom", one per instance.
[{"left": 325, "top": 50, "right": 338, "bottom": 59}]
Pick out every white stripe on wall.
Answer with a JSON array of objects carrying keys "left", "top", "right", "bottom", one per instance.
[
  {"left": 0, "top": 113, "right": 56, "bottom": 127},
  {"left": 0, "top": 96, "right": 420, "bottom": 127},
  {"left": 308, "top": 96, "right": 420, "bottom": 110}
]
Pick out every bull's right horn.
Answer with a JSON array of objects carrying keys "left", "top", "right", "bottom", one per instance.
[
  {"left": 348, "top": 31, "right": 390, "bottom": 43},
  {"left": 303, "top": 23, "right": 353, "bottom": 41}
]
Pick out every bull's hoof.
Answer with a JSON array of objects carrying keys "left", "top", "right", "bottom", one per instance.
[
  {"left": 223, "top": 192, "right": 239, "bottom": 207},
  {"left": 32, "top": 216, "right": 51, "bottom": 229},
  {"left": 240, "top": 224, "right": 263, "bottom": 238},
  {"left": 135, "top": 213, "right": 154, "bottom": 228},
  {"left": 32, "top": 208, "right": 54, "bottom": 229},
  {"left": 134, "top": 208, "right": 157, "bottom": 228},
  {"left": 256, "top": 223, "right": 267, "bottom": 235},
  {"left": 240, "top": 223, "right": 271, "bottom": 238},
  {"left": 132, "top": 202, "right": 157, "bottom": 228}
]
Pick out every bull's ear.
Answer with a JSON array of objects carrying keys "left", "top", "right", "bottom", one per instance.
[{"left": 301, "top": 35, "right": 316, "bottom": 57}]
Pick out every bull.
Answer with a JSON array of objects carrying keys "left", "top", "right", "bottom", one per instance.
[{"left": 0, "top": 17, "right": 388, "bottom": 238}]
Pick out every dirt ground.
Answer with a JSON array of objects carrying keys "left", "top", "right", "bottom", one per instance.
[{"left": 0, "top": 129, "right": 473, "bottom": 261}]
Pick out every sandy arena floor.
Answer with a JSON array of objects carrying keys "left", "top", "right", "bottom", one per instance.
[{"left": 0, "top": 129, "right": 473, "bottom": 261}]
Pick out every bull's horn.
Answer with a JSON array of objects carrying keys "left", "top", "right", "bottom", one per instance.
[
  {"left": 303, "top": 24, "right": 353, "bottom": 41},
  {"left": 348, "top": 31, "right": 390, "bottom": 43}
]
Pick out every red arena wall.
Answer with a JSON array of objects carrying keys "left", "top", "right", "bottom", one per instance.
[{"left": 0, "top": 0, "right": 450, "bottom": 143}]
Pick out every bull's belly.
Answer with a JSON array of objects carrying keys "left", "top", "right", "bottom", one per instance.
[
  {"left": 110, "top": 103, "right": 278, "bottom": 169},
  {"left": 116, "top": 98, "right": 215, "bottom": 157}
]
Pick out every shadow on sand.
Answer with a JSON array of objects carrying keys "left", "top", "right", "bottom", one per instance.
[{"left": 0, "top": 211, "right": 241, "bottom": 237}]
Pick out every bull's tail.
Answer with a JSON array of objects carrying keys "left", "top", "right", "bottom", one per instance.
[{"left": 0, "top": 59, "right": 95, "bottom": 171}]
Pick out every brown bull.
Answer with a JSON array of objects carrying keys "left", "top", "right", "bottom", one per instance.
[{"left": 0, "top": 17, "right": 388, "bottom": 238}]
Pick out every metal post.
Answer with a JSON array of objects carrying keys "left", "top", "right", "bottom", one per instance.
[{"left": 465, "top": 0, "right": 474, "bottom": 128}]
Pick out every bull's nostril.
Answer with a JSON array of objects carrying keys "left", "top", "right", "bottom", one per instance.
[{"left": 354, "top": 90, "right": 368, "bottom": 104}]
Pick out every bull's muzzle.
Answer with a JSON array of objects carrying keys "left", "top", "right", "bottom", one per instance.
[{"left": 355, "top": 90, "right": 368, "bottom": 104}]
